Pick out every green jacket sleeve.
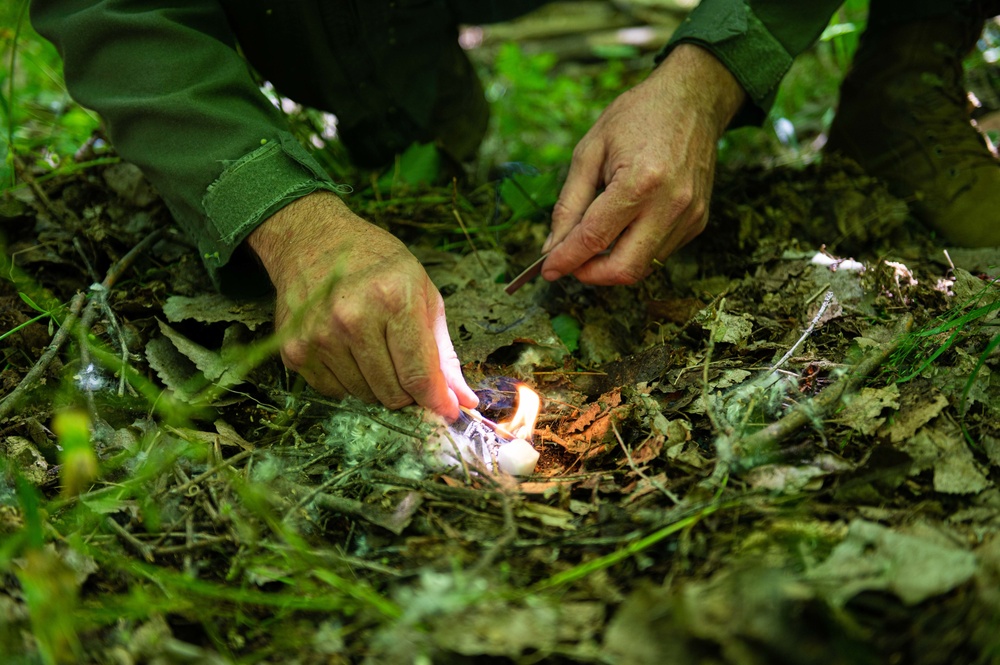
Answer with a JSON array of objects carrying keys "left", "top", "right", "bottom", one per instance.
[
  {"left": 661, "top": 0, "right": 845, "bottom": 125},
  {"left": 30, "top": 0, "right": 346, "bottom": 291}
]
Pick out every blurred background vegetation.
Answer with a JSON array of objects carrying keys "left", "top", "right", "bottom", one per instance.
[{"left": 1, "top": 0, "right": 880, "bottom": 193}]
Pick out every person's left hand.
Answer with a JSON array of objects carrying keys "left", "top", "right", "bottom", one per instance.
[{"left": 540, "top": 44, "right": 746, "bottom": 285}]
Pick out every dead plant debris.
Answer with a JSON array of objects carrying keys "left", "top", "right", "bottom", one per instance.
[{"left": 2, "top": 149, "right": 1000, "bottom": 664}]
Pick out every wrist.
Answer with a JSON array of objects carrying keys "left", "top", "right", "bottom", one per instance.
[
  {"left": 651, "top": 43, "right": 747, "bottom": 135},
  {"left": 246, "top": 191, "right": 356, "bottom": 289}
]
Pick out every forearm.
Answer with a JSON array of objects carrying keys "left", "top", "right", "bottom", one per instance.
[
  {"left": 30, "top": 0, "right": 343, "bottom": 290},
  {"left": 246, "top": 191, "right": 362, "bottom": 293},
  {"left": 660, "top": 0, "right": 844, "bottom": 124}
]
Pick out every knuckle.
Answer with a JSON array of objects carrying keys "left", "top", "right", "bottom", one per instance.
[
  {"left": 399, "top": 371, "right": 435, "bottom": 398},
  {"left": 280, "top": 341, "right": 309, "bottom": 371},
  {"left": 551, "top": 199, "right": 574, "bottom": 224},
  {"left": 615, "top": 264, "right": 646, "bottom": 286},
  {"left": 580, "top": 225, "right": 613, "bottom": 254},
  {"left": 630, "top": 165, "right": 666, "bottom": 197},
  {"left": 689, "top": 199, "right": 709, "bottom": 226},
  {"left": 673, "top": 186, "right": 696, "bottom": 212},
  {"left": 383, "top": 393, "right": 415, "bottom": 410},
  {"left": 371, "top": 278, "right": 409, "bottom": 314},
  {"left": 331, "top": 301, "right": 365, "bottom": 335}
]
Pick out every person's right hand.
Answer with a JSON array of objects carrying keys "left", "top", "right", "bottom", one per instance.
[
  {"left": 540, "top": 44, "right": 746, "bottom": 286},
  {"left": 246, "top": 191, "right": 478, "bottom": 420}
]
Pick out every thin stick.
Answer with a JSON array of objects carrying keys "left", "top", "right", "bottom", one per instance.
[
  {"left": 612, "top": 420, "right": 681, "bottom": 504},
  {"left": 769, "top": 290, "right": 834, "bottom": 374},
  {"left": 161, "top": 449, "right": 254, "bottom": 497},
  {"left": 470, "top": 492, "right": 517, "bottom": 575},
  {"left": 0, "top": 291, "right": 86, "bottom": 419},
  {"left": 460, "top": 405, "right": 516, "bottom": 439},
  {"left": 452, "top": 207, "right": 489, "bottom": 278},
  {"left": 105, "top": 516, "right": 154, "bottom": 562}
]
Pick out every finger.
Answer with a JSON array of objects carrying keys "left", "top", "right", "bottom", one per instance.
[
  {"left": 289, "top": 355, "right": 348, "bottom": 399},
  {"left": 542, "top": 183, "right": 637, "bottom": 281},
  {"left": 431, "top": 297, "right": 479, "bottom": 411},
  {"left": 386, "top": 295, "right": 456, "bottom": 419},
  {"left": 573, "top": 212, "right": 689, "bottom": 286},
  {"left": 317, "top": 342, "right": 379, "bottom": 403},
  {"left": 677, "top": 208, "right": 709, "bottom": 249},
  {"left": 349, "top": 325, "right": 417, "bottom": 410},
  {"left": 543, "top": 140, "right": 604, "bottom": 254}
]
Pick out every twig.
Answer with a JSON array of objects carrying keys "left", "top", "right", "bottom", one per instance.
[
  {"left": 733, "top": 315, "right": 913, "bottom": 470},
  {"left": 153, "top": 535, "right": 233, "bottom": 556},
  {"left": 701, "top": 298, "right": 733, "bottom": 479},
  {"left": 104, "top": 516, "right": 154, "bottom": 562},
  {"left": 1, "top": 228, "right": 165, "bottom": 420},
  {"left": 79, "top": 227, "right": 165, "bottom": 331},
  {"left": 311, "top": 490, "right": 423, "bottom": 536},
  {"left": 470, "top": 491, "right": 518, "bottom": 575},
  {"left": 367, "top": 470, "right": 505, "bottom": 503},
  {"left": 0, "top": 291, "right": 86, "bottom": 419},
  {"left": 160, "top": 449, "right": 254, "bottom": 497},
  {"left": 13, "top": 153, "right": 83, "bottom": 228},
  {"left": 281, "top": 468, "right": 356, "bottom": 523},
  {"left": 612, "top": 420, "right": 680, "bottom": 504},
  {"left": 184, "top": 514, "right": 195, "bottom": 576},
  {"left": 452, "top": 207, "right": 490, "bottom": 278},
  {"left": 769, "top": 290, "right": 835, "bottom": 374}
]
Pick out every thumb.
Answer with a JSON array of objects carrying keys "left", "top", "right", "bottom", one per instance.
[{"left": 432, "top": 297, "right": 478, "bottom": 410}]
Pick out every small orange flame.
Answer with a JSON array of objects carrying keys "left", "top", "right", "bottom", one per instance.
[{"left": 503, "top": 384, "right": 541, "bottom": 441}]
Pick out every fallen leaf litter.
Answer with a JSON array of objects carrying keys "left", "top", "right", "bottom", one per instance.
[{"left": 2, "top": 152, "right": 1000, "bottom": 662}]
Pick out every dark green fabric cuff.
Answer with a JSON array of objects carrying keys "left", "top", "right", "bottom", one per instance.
[
  {"left": 199, "top": 132, "right": 349, "bottom": 288},
  {"left": 659, "top": 0, "right": 794, "bottom": 127}
]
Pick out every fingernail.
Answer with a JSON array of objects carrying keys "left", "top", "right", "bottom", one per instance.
[{"left": 541, "top": 232, "right": 554, "bottom": 253}]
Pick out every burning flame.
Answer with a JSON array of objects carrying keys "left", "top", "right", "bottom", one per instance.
[{"left": 503, "top": 384, "right": 541, "bottom": 441}]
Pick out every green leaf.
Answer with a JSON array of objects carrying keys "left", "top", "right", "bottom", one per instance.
[
  {"left": 551, "top": 314, "right": 581, "bottom": 353},
  {"left": 18, "top": 291, "right": 47, "bottom": 313},
  {"left": 499, "top": 170, "right": 560, "bottom": 223},
  {"left": 376, "top": 142, "right": 441, "bottom": 190}
]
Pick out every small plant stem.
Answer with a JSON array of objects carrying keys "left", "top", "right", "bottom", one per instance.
[
  {"left": 160, "top": 449, "right": 254, "bottom": 498},
  {"left": 5, "top": 0, "right": 30, "bottom": 188},
  {"left": 532, "top": 500, "right": 726, "bottom": 591},
  {"left": 0, "top": 311, "right": 50, "bottom": 345},
  {"left": 367, "top": 470, "right": 506, "bottom": 503},
  {"left": 104, "top": 516, "right": 154, "bottom": 562},
  {"left": 13, "top": 154, "right": 83, "bottom": 227}
]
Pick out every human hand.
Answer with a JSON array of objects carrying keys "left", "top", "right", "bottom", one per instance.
[
  {"left": 541, "top": 44, "right": 746, "bottom": 285},
  {"left": 247, "top": 192, "right": 478, "bottom": 419}
]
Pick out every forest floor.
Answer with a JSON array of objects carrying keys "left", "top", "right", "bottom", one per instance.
[{"left": 3, "top": 4, "right": 1000, "bottom": 664}]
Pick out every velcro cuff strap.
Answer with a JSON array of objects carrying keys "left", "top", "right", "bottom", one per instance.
[
  {"left": 201, "top": 133, "right": 347, "bottom": 268},
  {"left": 660, "top": 0, "right": 793, "bottom": 122}
]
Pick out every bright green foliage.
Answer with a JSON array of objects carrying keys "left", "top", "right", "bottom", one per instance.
[
  {"left": 375, "top": 142, "right": 442, "bottom": 192},
  {"left": 551, "top": 313, "right": 581, "bottom": 353},
  {"left": 488, "top": 43, "right": 633, "bottom": 168},
  {"left": 499, "top": 169, "right": 562, "bottom": 222},
  {"left": 1, "top": 1, "right": 101, "bottom": 188},
  {"left": 53, "top": 410, "right": 99, "bottom": 498}
]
